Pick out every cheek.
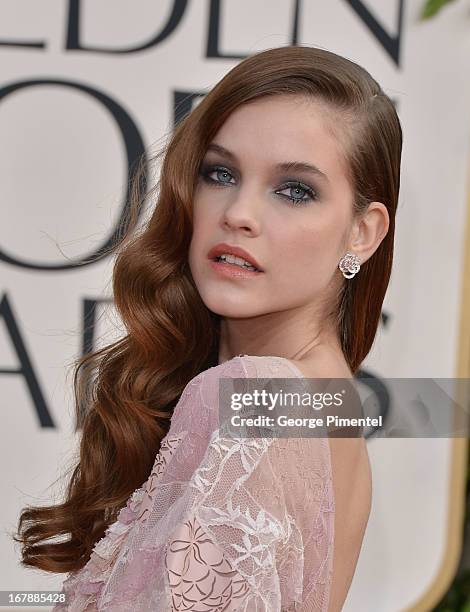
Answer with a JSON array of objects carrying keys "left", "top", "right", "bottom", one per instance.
[
  {"left": 188, "top": 199, "right": 215, "bottom": 269},
  {"left": 273, "top": 223, "right": 342, "bottom": 284},
  {"left": 188, "top": 229, "right": 204, "bottom": 276},
  {"left": 191, "top": 194, "right": 217, "bottom": 235}
]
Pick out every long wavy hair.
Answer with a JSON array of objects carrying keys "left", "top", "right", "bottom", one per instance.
[{"left": 14, "top": 44, "right": 402, "bottom": 574}]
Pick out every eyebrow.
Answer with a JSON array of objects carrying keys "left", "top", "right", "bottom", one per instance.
[{"left": 205, "top": 143, "right": 330, "bottom": 183}]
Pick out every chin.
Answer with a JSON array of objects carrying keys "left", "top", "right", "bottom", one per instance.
[{"left": 201, "top": 296, "right": 260, "bottom": 319}]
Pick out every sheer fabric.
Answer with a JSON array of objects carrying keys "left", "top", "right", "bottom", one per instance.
[{"left": 53, "top": 355, "right": 334, "bottom": 611}]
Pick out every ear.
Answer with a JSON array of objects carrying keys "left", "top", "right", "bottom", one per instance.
[{"left": 348, "top": 202, "right": 389, "bottom": 263}]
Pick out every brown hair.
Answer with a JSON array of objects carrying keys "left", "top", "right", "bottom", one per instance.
[{"left": 14, "top": 44, "right": 402, "bottom": 574}]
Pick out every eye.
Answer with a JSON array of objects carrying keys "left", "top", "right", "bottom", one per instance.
[
  {"left": 275, "top": 181, "right": 318, "bottom": 206},
  {"left": 199, "top": 164, "right": 235, "bottom": 186}
]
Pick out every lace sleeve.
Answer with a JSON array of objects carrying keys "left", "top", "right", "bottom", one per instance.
[{"left": 164, "top": 355, "right": 335, "bottom": 611}]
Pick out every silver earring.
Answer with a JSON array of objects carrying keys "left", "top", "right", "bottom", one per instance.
[{"left": 338, "top": 252, "right": 361, "bottom": 279}]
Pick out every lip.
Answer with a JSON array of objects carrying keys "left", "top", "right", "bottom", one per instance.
[
  {"left": 208, "top": 259, "right": 263, "bottom": 279},
  {"left": 207, "top": 242, "right": 264, "bottom": 272}
]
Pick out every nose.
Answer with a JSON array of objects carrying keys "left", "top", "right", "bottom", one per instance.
[{"left": 220, "top": 188, "right": 262, "bottom": 235}]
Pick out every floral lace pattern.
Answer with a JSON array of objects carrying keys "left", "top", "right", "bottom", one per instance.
[
  {"left": 52, "top": 355, "right": 334, "bottom": 611},
  {"left": 165, "top": 512, "right": 251, "bottom": 610}
]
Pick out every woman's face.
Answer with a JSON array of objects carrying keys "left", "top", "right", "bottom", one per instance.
[{"left": 188, "top": 95, "right": 357, "bottom": 320}]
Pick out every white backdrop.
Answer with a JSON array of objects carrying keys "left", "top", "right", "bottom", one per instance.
[{"left": 1, "top": 1, "right": 470, "bottom": 610}]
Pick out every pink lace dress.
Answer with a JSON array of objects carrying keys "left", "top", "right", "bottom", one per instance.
[{"left": 53, "top": 354, "right": 335, "bottom": 611}]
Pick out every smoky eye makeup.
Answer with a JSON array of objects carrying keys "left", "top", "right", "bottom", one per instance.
[
  {"left": 198, "top": 161, "right": 235, "bottom": 183},
  {"left": 198, "top": 159, "right": 322, "bottom": 207},
  {"left": 278, "top": 180, "right": 321, "bottom": 205}
]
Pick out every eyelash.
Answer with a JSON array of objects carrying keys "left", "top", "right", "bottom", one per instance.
[{"left": 198, "top": 163, "right": 319, "bottom": 206}]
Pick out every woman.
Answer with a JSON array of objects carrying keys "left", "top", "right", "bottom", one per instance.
[{"left": 15, "top": 44, "right": 402, "bottom": 610}]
